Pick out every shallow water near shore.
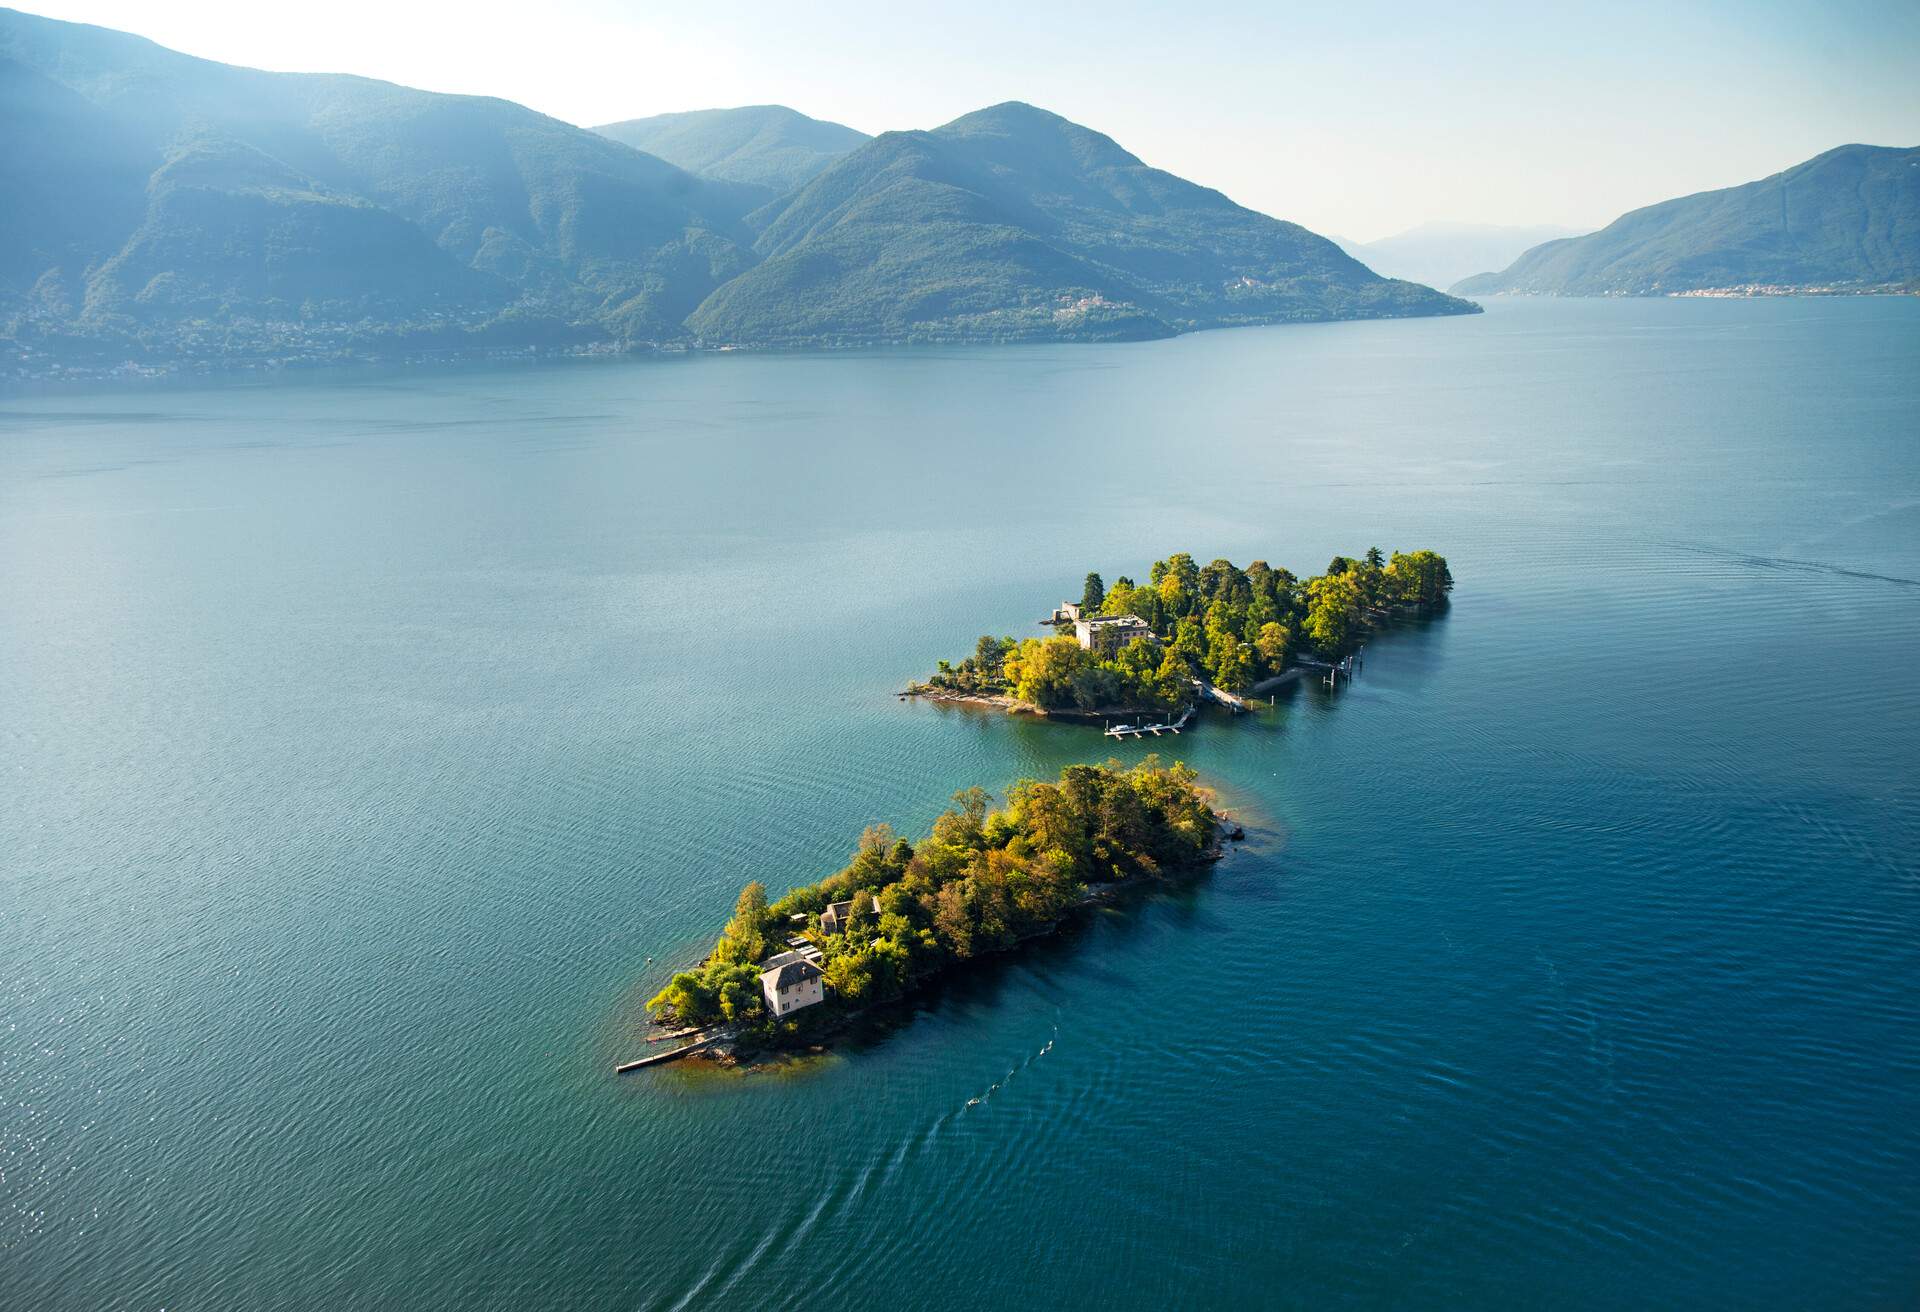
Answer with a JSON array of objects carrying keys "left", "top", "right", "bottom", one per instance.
[{"left": 4, "top": 296, "right": 1919, "bottom": 1309}]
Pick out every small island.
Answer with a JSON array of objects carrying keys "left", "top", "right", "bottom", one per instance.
[
  {"left": 632, "top": 759, "right": 1221, "bottom": 1065},
  {"left": 908, "top": 548, "right": 1452, "bottom": 719}
]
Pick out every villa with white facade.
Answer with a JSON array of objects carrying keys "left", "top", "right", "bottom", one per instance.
[
  {"left": 759, "top": 951, "right": 825, "bottom": 1016},
  {"left": 1073, "top": 614, "right": 1153, "bottom": 651}
]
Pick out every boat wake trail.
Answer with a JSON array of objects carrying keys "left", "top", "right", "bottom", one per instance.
[
  {"left": 962, "top": 1019, "right": 1060, "bottom": 1111},
  {"left": 1667, "top": 541, "right": 1920, "bottom": 589}
]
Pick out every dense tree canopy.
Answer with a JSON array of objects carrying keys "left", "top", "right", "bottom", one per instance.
[
  {"left": 646, "top": 760, "right": 1216, "bottom": 1030},
  {"left": 922, "top": 547, "right": 1451, "bottom": 706}
]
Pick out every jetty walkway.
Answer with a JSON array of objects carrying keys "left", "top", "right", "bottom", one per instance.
[
  {"left": 1104, "top": 704, "right": 1195, "bottom": 739},
  {"left": 616, "top": 1030, "right": 725, "bottom": 1073},
  {"left": 1192, "top": 677, "right": 1248, "bottom": 713}
]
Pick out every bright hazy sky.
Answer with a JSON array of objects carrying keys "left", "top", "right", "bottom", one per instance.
[{"left": 21, "top": 0, "right": 1920, "bottom": 242}]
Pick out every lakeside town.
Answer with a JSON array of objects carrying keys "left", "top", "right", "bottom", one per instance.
[
  {"left": 1665, "top": 282, "right": 1920, "bottom": 298},
  {"left": 1, "top": 314, "right": 635, "bottom": 384}
]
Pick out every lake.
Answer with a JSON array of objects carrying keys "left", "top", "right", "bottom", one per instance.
[{"left": 4, "top": 296, "right": 1918, "bottom": 1310}]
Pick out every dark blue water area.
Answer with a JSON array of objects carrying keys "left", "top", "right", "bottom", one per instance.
[{"left": 3, "top": 296, "right": 1918, "bottom": 1309}]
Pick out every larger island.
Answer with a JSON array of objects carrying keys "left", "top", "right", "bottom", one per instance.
[{"left": 912, "top": 548, "right": 1452, "bottom": 718}]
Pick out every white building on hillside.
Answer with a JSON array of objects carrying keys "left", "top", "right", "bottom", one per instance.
[
  {"left": 759, "top": 952, "right": 825, "bottom": 1016},
  {"left": 1074, "top": 614, "right": 1153, "bottom": 651}
]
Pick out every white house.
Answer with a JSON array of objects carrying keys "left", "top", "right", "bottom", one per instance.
[
  {"left": 1048, "top": 600, "right": 1084, "bottom": 624},
  {"left": 759, "top": 952, "right": 825, "bottom": 1016},
  {"left": 1073, "top": 614, "right": 1153, "bottom": 651}
]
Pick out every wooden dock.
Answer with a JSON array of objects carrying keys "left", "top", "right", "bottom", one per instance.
[
  {"left": 1296, "top": 650, "right": 1362, "bottom": 688},
  {"left": 617, "top": 1033, "right": 722, "bottom": 1073}
]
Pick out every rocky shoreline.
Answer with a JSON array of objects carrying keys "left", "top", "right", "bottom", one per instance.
[{"left": 898, "top": 684, "right": 1178, "bottom": 723}]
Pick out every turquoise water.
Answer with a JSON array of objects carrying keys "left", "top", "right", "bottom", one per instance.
[{"left": 4, "top": 297, "right": 1918, "bottom": 1309}]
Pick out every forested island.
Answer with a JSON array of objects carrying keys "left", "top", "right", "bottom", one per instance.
[
  {"left": 913, "top": 548, "right": 1452, "bottom": 715},
  {"left": 641, "top": 760, "right": 1218, "bottom": 1053}
]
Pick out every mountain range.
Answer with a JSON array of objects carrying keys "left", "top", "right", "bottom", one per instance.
[
  {"left": 1454, "top": 145, "right": 1920, "bottom": 295},
  {"left": 0, "top": 6, "right": 771, "bottom": 363},
  {"left": 688, "top": 103, "right": 1471, "bottom": 345},
  {"left": 594, "top": 105, "right": 868, "bottom": 199},
  {"left": 1334, "top": 223, "right": 1586, "bottom": 296},
  {"left": 0, "top": 8, "right": 1472, "bottom": 373}
]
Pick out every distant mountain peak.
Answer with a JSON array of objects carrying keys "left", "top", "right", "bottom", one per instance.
[
  {"left": 941, "top": 100, "right": 1068, "bottom": 129},
  {"left": 688, "top": 99, "right": 1475, "bottom": 346},
  {"left": 1453, "top": 144, "right": 1920, "bottom": 295},
  {"left": 593, "top": 104, "right": 868, "bottom": 197},
  {"left": 935, "top": 102, "right": 1139, "bottom": 163}
]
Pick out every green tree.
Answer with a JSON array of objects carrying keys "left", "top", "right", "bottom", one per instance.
[
  {"left": 713, "top": 963, "right": 764, "bottom": 1022},
  {"left": 647, "top": 971, "right": 716, "bottom": 1025},
  {"left": 1081, "top": 572, "right": 1105, "bottom": 611},
  {"left": 1387, "top": 550, "right": 1454, "bottom": 605},
  {"left": 933, "top": 882, "right": 974, "bottom": 959},
  {"left": 1169, "top": 618, "right": 1205, "bottom": 664},
  {"left": 1304, "top": 572, "right": 1364, "bottom": 656},
  {"left": 1113, "top": 636, "right": 1166, "bottom": 703},
  {"left": 1254, "top": 621, "right": 1291, "bottom": 669},
  {"left": 953, "top": 785, "right": 992, "bottom": 825},
  {"left": 972, "top": 634, "right": 1011, "bottom": 684},
  {"left": 1207, "top": 631, "right": 1254, "bottom": 693},
  {"left": 1198, "top": 558, "right": 1250, "bottom": 607},
  {"left": 1155, "top": 647, "right": 1192, "bottom": 697},
  {"left": 712, "top": 880, "right": 773, "bottom": 965},
  {"left": 1157, "top": 553, "right": 1200, "bottom": 617},
  {"left": 1004, "top": 635, "right": 1098, "bottom": 709},
  {"left": 823, "top": 948, "right": 878, "bottom": 1006}
]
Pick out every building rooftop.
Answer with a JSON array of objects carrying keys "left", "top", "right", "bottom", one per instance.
[
  {"left": 761, "top": 958, "right": 823, "bottom": 989},
  {"left": 823, "top": 894, "right": 882, "bottom": 921}
]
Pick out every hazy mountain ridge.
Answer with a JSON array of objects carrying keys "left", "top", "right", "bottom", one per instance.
[
  {"left": 594, "top": 105, "right": 868, "bottom": 198},
  {"left": 1337, "top": 222, "right": 1587, "bottom": 294},
  {"left": 0, "top": 6, "right": 762, "bottom": 361},
  {"left": 1454, "top": 145, "right": 1920, "bottom": 295},
  {"left": 0, "top": 9, "right": 1475, "bottom": 373},
  {"left": 689, "top": 102, "right": 1477, "bottom": 345}
]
